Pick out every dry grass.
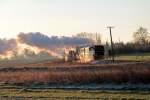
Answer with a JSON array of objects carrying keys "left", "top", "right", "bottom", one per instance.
[{"left": 0, "top": 62, "right": 149, "bottom": 85}]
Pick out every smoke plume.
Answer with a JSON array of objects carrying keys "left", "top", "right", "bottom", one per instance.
[
  {"left": 17, "top": 32, "right": 90, "bottom": 49},
  {"left": 0, "top": 39, "right": 16, "bottom": 54},
  {"left": 0, "top": 32, "right": 91, "bottom": 61}
]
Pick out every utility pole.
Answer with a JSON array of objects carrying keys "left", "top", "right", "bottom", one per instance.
[{"left": 107, "top": 26, "right": 115, "bottom": 62}]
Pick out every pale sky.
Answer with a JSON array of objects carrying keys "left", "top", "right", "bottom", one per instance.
[{"left": 0, "top": 0, "right": 150, "bottom": 42}]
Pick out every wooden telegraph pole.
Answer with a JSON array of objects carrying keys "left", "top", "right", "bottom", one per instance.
[{"left": 107, "top": 26, "right": 115, "bottom": 62}]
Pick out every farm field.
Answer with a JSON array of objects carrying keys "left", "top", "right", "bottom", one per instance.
[
  {"left": 115, "top": 53, "right": 150, "bottom": 61},
  {"left": 0, "top": 87, "right": 149, "bottom": 100},
  {"left": 0, "top": 61, "right": 149, "bottom": 85},
  {"left": 0, "top": 58, "right": 150, "bottom": 99}
]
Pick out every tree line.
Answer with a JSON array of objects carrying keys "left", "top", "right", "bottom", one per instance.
[
  {"left": 114, "top": 27, "right": 150, "bottom": 55},
  {"left": 76, "top": 27, "right": 150, "bottom": 55}
]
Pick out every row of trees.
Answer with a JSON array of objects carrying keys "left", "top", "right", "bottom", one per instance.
[
  {"left": 114, "top": 27, "right": 150, "bottom": 55},
  {"left": 76, "top": 27, "right": 150, "bottom": 55}
]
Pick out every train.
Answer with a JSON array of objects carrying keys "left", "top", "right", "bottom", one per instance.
[{"left": 64, "top": 45, "right": 108, "bottom": 63}]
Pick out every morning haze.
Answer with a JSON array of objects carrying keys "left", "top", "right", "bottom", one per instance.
[{"left": 0, "top": 0, "right": 150, "bottom": 42}]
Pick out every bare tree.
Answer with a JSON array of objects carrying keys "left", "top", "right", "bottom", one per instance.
[
  {"left": 133, "top": 27, "right": 150, "bottom": 60},
  {"left": 133, "top": 27, "right": 149, "bottom": 45}
]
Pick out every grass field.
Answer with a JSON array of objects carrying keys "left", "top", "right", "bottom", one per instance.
[
  {"left": 0, "top": 55, "right": 150, "bottom": 99},
  {"left": 0, "top": 62, "right": 149, "bottom": 99},
  {"left": 0, "top": 87, "right": 149, "bottom": 100},
  {"left": 0, "top": 62, "right": 149, "bottom": 85},
  {"left": 115, "top": 53, "right": 150, "bottom": 61}
]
